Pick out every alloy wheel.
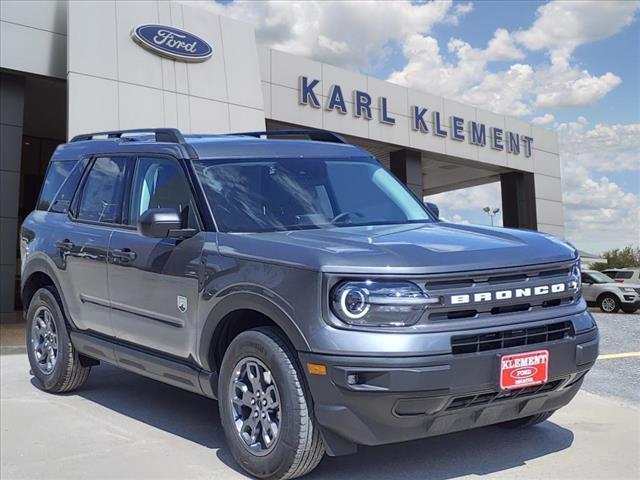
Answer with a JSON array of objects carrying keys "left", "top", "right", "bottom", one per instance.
[
  {"left": 601, "top": 297, "right": 616, "bottom": 313},
  {"left": 31, "top": 306, "right": 59, "bottom": 375},
  {"left": 229, "top": 357, "right": 281, "bottom": 456}
]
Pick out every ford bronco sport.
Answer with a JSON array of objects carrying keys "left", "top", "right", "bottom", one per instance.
[{"left": 21, "top": 128, "right": 598, "bottom": 479}]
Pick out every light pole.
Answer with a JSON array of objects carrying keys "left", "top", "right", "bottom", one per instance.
[{"left": 483, "top": 206, "right": 500, "bottom": 226}]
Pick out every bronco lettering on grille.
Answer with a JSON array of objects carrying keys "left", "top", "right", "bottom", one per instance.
[{"left": 450, "top": 282, "right": 567, "bottom": 305}]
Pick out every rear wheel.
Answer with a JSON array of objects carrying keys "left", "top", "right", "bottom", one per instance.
[
  {"left": 499, "top": 410, "right": 556, "bottom": 428},
  {"left": 26, "top": 286, "right": 91, "bottom": 393},
  {"left": 598, "top": 293, "right": 620, "bottom": 313},
  {"left": 218, "top": 327, "right": 324, "bottom": 479}
]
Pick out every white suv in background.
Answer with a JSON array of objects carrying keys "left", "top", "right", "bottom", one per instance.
[
  {"left": 582, "top": 270, "right": 640, "bottom": 314},
  {"left": 602, "top": 268, "right": 640, "bottom": 284}
]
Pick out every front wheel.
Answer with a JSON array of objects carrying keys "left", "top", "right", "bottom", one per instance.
[
  {"left": 218, "top": 327, "right": 325, "bottom": 479},
  {"left": 621, "top": 305, "right": 639, "bottom": 314},
  {"left": 26, "top": 286, "right": 91, "bottom": 392},
  {"left": 598, "top": 293, "right": 620, "bottom": 313}
]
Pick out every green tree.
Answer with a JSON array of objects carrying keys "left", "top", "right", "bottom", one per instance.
[{"left": 590, "top": 246, "right": 640, "bottom": 271}]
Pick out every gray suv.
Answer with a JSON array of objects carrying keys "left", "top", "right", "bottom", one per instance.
[
  {"left": 21, "top": 129, "right": 598, "bottom": 479},
  {"left": 582, "top": 270, "right": 640, "bottom": 313}
]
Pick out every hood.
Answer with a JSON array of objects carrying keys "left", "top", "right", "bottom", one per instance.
[{"left": 217, "top": 222, "right": 578, "bottom": 275}]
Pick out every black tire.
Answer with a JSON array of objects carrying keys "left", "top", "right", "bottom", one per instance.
[
  {"left": 26, "top": 286, "right": 91, "bottom": 393},
  {"left": 218, "top": 327, "right": 325, "bottom": 480},
  {"left": 598, "top": 293, "right": 620, "bottom": 313},
  {"left": 621, "top": 306, "right": 639, "bottom": 314},
  {"left": 498, "top": 410, "right": 556, "bottom": 429}
]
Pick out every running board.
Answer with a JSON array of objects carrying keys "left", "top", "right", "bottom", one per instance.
[{"left": 70, "top": 331, "right": 217, "bottom": 399}]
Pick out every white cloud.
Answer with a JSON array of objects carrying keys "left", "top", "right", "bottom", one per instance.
[
  {"left": 531, "top": 113, "right": 555, "bottom": 125},
  {"left": 534, "top": 68, "right": 621, "bottom": 109},
  {"left": 558, "top": 119, "right": 640, "bottom": 172},
  {"left": 556, "top": 118, "right": 639, "bottom": 251},
  {"left": 450, "top": 214, "right": 471, "bottom": 225},
  {"left": 459, "top": 63, "right": 534, "bottom": 116},
  {"left": 187, "top": 0, "right": 471, "bottom": 70},
  {"left": 561, "top": 165, "right": 639, "bottom": 252},
  {"left": 484, "top": 28, "right": 525, "bottom": 61},
  {"left": 388, "top": 0, "right": 635, "bottom": 114},
  {"left": 388, "top": 35, "right": 623, "bottom": 115},
  {"left": 514, "top": 0, "right": 640, "bottom": 67}
]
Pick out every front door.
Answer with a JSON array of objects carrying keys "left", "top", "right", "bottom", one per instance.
[{"left": 107, "top": 156, "right": 203, "bottom": 359}]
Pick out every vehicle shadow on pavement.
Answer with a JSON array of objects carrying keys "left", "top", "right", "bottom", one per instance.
[
  {"left": 33, "top": 363, "right": 227, "bottom": 450},
  {"left": 308, "top": 421, "right": 573, "bottom": 480},
  {"left": 37, "top": 363, "right": 574, "bottom": 480}
]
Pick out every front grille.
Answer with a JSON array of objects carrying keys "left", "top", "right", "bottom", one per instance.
[
  {"left": 451, "top": 321, "right": 573, "bottom": 355},
  {"left": 634, "top": 288, "right": 640, "bottom": 295},
  {"left": 422, "top": 262, "right": 578, "bottom": 322},
  {"left": 445, "top": 379, "right": 564, "bottom": 411}
]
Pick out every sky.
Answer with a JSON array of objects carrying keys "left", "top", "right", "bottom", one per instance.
[{"left": 203, "top": 0, "right": 639, "bottom": 254}]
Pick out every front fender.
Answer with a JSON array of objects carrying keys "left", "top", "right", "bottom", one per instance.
[{"left": 198, "top": 291, "right": 311, "bottom": 372}]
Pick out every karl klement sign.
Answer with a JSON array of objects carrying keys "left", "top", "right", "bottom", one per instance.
[{"left": 298, "top": 76, "right": 533, "bottom": 157}]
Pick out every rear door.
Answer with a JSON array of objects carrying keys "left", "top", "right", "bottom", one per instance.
[
  {"left": 59, "top": 156, "right": 130, "bottom": 336},
  {"left": 107, "top": 155, "right": 203, "bottom": 358}
]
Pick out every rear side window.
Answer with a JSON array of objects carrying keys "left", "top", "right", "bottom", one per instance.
[
  {"left": 76, "top": 157, "right": 128, "bottom": 224},
  {"left": 616, "top": 271, "right": 633, "bottom": 279},
  {"left": 37, "top": 161, "right": 75, "bottom": 211}
]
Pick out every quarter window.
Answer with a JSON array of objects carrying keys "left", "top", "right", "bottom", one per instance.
[
  {"left": 76, "top": 157, "right": 128, "bottom": 223},
  {"left": 128, "top": 157, "right": 198, "bottom": 229},
  {"left": 37, "top": 161, "right": 75, "bottom": 211}
]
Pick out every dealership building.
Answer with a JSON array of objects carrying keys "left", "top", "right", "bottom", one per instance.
[{"left": 0, "top": 0, "right": 565, "bottom": 317}]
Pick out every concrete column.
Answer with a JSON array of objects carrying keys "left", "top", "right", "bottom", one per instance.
[
  {"left": 0, "top": 74, "right": 24, "bottom": 318},
  {"left": 500, "top": 172, "right": 538, "bottom": 230},
  {"left": 390, "top": 149, "right": 423, "bottom": 198}
]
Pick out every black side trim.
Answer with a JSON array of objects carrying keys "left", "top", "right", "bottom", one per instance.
[
  {"left": 70, "top": 331, "right": 217, "bottom": 399},
  {"left": 79, "top": 294, "right": 184, "bottom": 328}
]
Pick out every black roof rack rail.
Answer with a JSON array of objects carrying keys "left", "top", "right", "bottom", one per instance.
[
  {"left": 230, "top": 130, "right": 347, "bottom": 144},
  {"left": 70, "top": 128, "right": 187, "bottom": 144}
]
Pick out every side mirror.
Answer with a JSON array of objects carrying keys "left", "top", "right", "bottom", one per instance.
[
  {"left": 424, "top": 202, "right": 440, "bottom": 218},
  {"left": 138, "top": 208, "right": 192, "bottom": 238}
]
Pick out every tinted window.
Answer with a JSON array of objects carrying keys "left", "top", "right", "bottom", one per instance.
[
  {"left": 37, "top": 161, "right": 75, "bottom": 211},
  {"left": 584, "top": 272, "right": 612, "bottom": 283},
  {"left": 77, "top": 157, "right": 128, "bottom": 223},
  {"left": 128, "top": 157, "right": 198, "bottom": 229},
  {"left": 49, "top": 158, "right": 90, "bottom": 213},
  {"left": 616, "top": 271, "right": 633, "bottom": 279},
  {"left": 194, "top": 157, "right": 431, "bottom": 233}
]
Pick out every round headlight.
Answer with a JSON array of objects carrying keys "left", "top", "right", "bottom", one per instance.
[{"left": 339, "top": 286, "right": 370, "bottom": 319}]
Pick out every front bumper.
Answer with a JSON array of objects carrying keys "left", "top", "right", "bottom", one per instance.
[
  {"left": 621, "top": 298, "right": 640, "bottom": 307},
  {"left": 300, "top": 323, "right": 598, "bottom": 456}
]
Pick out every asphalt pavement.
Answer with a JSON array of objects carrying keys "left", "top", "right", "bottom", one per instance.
[{"left": 1, "top": 311, "right": 638, "bottom": 480}]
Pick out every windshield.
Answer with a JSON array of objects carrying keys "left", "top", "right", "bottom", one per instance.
[
  {"left": 193, "top": 156, "right": 433, "bottom": 233},
  {"left": 586, "top": 272, "right": 614, "bottom": 283}
]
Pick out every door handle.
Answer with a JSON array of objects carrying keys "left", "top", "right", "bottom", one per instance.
[
  {"left": 55, "top": 239, "right": 74, "bottom": 251},
  {"left": 111, "top": 248, "right": 137, "bottom": 262}
]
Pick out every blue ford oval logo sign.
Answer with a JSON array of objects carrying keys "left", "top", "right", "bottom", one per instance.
[{"left": 131, "top": 24, "right": 212, "bottom": 62}]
